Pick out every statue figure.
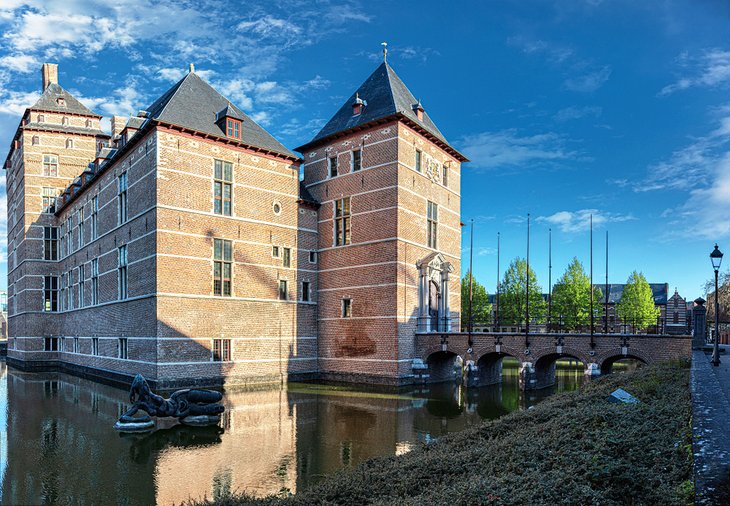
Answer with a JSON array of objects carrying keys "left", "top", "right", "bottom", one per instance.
[{"left": 114, "top": 374, "right": 225, "bottom": 432}]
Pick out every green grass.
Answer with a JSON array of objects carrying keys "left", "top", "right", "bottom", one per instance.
[{"left": 191, "top": 363, "right": 692, "bottom": 506}]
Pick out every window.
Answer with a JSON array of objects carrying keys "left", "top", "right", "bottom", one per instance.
[
  {"left": 329, "top": 155, "right": 338, "bottom": 178},
  {"left": 118, "top": 172, "right": 128, "bottom": 224},
  {"left": 226, "top": 119, "right": 241, "bottom": 139},
  {"left": 334, "top": 197, "right": 351, "bottom": 246},
  {"left": 78, "top": 208, "right": 84, "bottom": 246},
  {"left": 91, "top": 196, "right": 98, "bottom": 240},
  {"left": 43, "top": 276, "right": 59, "bottom": 312},
  {"left": 302, "top": 281, "right": 310, "bottom": 302},
  {"left": 278, "top": 280, "right": 288, "bottom": 300},
  {"left": 66, "top": 217, "right": 72, "bottom": 255},
  {"left": 213, "top": 239, "right": 232, "bottom": 296},
  {"left": 32, "top": 135, "right": 39, "bottom": 145},
  {"left": 44, "top": 337, "right": 59, "bottom": 351},
  {"left": 342, "top": 298, "right": 352, "bottom": 318},
  {"left": 43, "top": 154, "right": 58, "bottom": 177},
  {"left": 73, "top": 337, "right": 79, "bottom": 353},
  {"left": 85, "top": 119, "right": 92, "bottom": 128},
  {"left": 283, "top": 247, "right": 291, "bottom": 268},
  {"left": 78, "top": 264, "right": 85, "bottom": 308},
  {"left": 42, "top": 187, "right": 56, "bottom": 213},
  {"left": 62, "top": 116, "right": 69, "bottom": 125},
  {"left": 352, "top": 149, "right": 362, "bottom": 171},
  {"left": 309, "top": 251, "right": 317, "bottom": 264},
  {"left": 427, "top": 201, "right": 438, "bottom": 249},
  {"left": 442, "top": 164, "right": 449, "bottom": 187},
  {"left": 67, "top": 269, "right": 73, "bottom": 310},
  {"left": 118, "top": 245, "right": 128, "bottom": 300},
  {"left": 91, "top": 337, "right": 99, "bottom": 356},
  {"left": 38, "top": 114, "right": 45, "bottom": 123},
  {"left": 415, "top": 150, "right": 422, "bottom": 172},
  {"left": 214, "top": 159, "right": 233, "bottom": 216},
  {"left": 66, "top": 138, "right": 74, "bottom": 149},
  {"left": 213, "top": 338, "right": 231, "bottom": 362},
  {"left": 272, "top": 201, "right": 282, "bottom": 215},
  {"left": 272, "top": 245, "right": 280, "bottom": 258},
  {"left": 118, "top": 338, "right": 128, "bottom": 359},
  {"left": 91, "top": 259, "right": 98, "bottom": 305},
  {"left": 57, "top": 97, "right": 66, "bottom": 107},
  {"left": 44, "top": 227, "right": 58, "bottom": 260}
]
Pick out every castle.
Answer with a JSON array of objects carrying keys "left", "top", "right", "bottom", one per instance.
[{"left": 4, "top": 60, "right": 466, "bottom": 388}]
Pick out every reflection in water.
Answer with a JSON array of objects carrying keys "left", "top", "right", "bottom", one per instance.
[{"left": 0, "top": 359, "right": 583, "bottom": 505}]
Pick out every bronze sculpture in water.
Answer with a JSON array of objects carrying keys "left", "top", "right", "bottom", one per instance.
[{"left": 114, "top": 374, "right": 225, "bottom": 432}]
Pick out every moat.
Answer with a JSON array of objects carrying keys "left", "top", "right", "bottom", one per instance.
[{"left": 0, "top": 359, "right": 586, "bottom": 505}]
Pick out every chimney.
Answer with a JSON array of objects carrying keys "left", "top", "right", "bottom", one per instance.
[
  {"left": 111, "top": 115, "right": 126, "bottom": 141},
  {"left": 42, "top": 63, "right": 58, "bottom": 91}
]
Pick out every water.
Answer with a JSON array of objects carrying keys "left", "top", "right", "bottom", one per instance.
[{"left": 0, "top": 359, "right": 583, "bottom": 505}]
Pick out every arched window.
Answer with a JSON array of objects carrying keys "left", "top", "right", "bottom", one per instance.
[
  {"left": 38, "top": 114, "right": 45, "bottom": 123},
  {"left": 66, "top": 138, "right": 74, "bottom": 149},
  {"left": 85, "top": 119, "right": 92, "bottom": 128},
  {"left": 32, "top": 135, "right": 39, "bottom": 146},
  {"left": 62, "top": 116, "right": 69, "bottom": 126}
]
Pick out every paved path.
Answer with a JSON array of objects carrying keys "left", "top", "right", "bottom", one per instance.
[{"left": 691, "top": 349, "right": 730, "bottom": 504}]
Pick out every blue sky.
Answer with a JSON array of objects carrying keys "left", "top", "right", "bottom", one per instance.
[{"left": 0, "top": 0, "right": 729, "bottom": 299}]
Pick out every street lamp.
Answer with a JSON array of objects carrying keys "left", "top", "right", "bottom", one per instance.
[{"left": 711, "top": 244, "right": 724, "bottom": 366}]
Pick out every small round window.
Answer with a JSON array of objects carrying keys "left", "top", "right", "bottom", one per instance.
[{"left": 272, "top": 201, "right": 282, "bottom": 215}]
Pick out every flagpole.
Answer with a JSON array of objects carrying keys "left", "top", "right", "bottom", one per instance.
[
  {"left": 526, "top": 213, "right": 530, "bottom": 350},
  {"left": 605, "top": 230, "right": 609, "bottom": 334},
  {"left": 548, "top": 228, "right": 552, "bottom": 332},
  {"left": 496, "top": 232, "right": 500, "bottom": 330},
  {"left": 590, "top": 214, "right": 595, "bottom": 347},
  {"left": 468, "top": 219, "right": 474, "bottom": 349}
]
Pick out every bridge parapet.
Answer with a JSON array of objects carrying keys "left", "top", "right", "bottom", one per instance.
[{"left": 413, "top": 331, "right": 691, "bottom": 390}]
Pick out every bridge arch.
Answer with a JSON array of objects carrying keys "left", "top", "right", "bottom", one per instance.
[
  {"left": 532, "top": 350, "right": 588, "bottom": 390},
  {"left": 473, "top": 351, "right": 520, "bottom": 386},
  {"left": 425, "top": 350, "right": 462, "bottom": 383},
  {"left": 599, "top": 351, "right": 649, "bottom": 374}
]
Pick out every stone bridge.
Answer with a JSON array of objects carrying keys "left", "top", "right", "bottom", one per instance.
[{"left": 412, "top": 331, "right": 692, "bottom": 390}]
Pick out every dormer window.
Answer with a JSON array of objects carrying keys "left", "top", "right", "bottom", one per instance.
[
  {"left": 352, "top": 93, "right": 365, "bottom": 116},
  {"left": 413, "top": 100, "right": 424, "bottom": 122},
  {"left": 57, "top": 97, "right": 66, "bottom": 107},
  {"left": 226, "top": 118, "right": 241, "bottom": 139},
  {"left": 217, "top": 104, "right": 244, "bottom": 140}
]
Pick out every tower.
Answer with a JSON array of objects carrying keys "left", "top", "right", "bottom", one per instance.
[
  {"left": 296, "top": 60, "right": 468, "bottom": 384},
  {"left": 5, "top": 64, "right": 109, "bottom": 357}
]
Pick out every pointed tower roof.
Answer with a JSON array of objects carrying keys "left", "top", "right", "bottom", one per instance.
[
  {"left": 296, "top": 62, "right": 467, "bottom": 161},
  {"left": 30, "top": 82, "right": 101, "bottom": 118},
  {"left": 145, "top": 71, "right": 296, "bottom": 160}
]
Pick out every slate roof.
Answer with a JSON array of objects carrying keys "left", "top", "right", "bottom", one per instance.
[
  {"left": 30, "top": 83, "right": 101, "bottom": 117},
  {"left": 145, "top": 72, "right": 296, "bottom": 159},
  {"left": 22, "top": 122, "right": 107, "bottom": 137},
  {"left": 298, "top": 181, "right": 318, "bottom": 205},
  {"left": 297, "top": 62, "right": 466, "bottom": 160},
  {"left": 591, "top": 283, "right": 669, "bottom": 305}
]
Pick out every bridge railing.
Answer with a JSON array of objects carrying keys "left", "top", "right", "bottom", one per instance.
[{"left": 465, "top": 316, "right": 691, "bottom": 336}]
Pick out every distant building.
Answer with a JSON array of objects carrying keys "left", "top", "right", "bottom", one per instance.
[{"left": 468, "top": 283, "right": 688, "bottom": 334}]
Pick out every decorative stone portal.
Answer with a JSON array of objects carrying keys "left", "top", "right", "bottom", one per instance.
[{"left": 416, "top": 252, "right": 453, "bottom": 333}]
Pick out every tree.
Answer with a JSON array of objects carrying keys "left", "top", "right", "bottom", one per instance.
[
  {"left": 499, "top": 258, "right": 546, "bottom": 326},
  {"left": 550, "top": 257, "right": 603, "bottom": 331},
  {"left": 703, "top": 270, "right": 730, "bottom": 323},
  {"left": 617, "top": 271, "right": 660, "bottom": 330},
  {"left": 461, "top": 271, "right": 492, "bottom": 328}
]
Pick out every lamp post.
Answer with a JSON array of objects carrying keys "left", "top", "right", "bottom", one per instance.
[{"left": 711, "top": 244, "right": 724, "bottom": 366}]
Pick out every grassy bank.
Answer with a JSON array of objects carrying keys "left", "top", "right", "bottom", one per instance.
[{"left": 196, "top": 363, "right": 692, "bottom": 506}]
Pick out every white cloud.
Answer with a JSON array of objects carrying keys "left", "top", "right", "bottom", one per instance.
[
  {"left": 660, "top": 49, "right": 730, "bottom": 95},
  {"left": 564, "top": 66, "right": 612, "bottom": 93},
  {"left": 478, "top": 247, "right": 497, "bottom": 256},
  {"left": 0, "top": 53, "right": 37, "bottom": 72},
  {"left": 537, "top": 209, "right": 636, "bottom": 234},
  {"left": 553, "top": 105, "right": 602, "bottom": 122},
  {"left": 635, "top": 107, "right": 730, "bottom": 192},
  {"left": 458, "top": 129, "right": 579, "bottom": 170}
]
